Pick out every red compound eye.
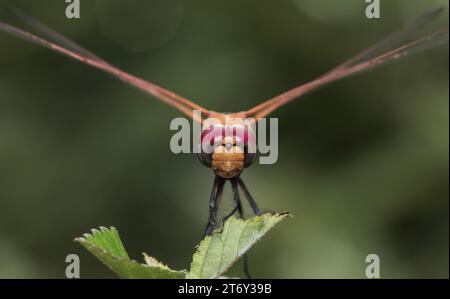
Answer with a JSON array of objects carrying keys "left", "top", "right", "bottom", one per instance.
[
  {"left": 200, "top": 125, "right": 224, "bottom": 147},
  {"left": 198, "top": 124, "right": 257, "bottom": 168},
  {"left": 200, "top": 125, "right": 256, "bottom": 148},
  {"left": 232, "top": 125, "right": 256, "bottom": 148}
]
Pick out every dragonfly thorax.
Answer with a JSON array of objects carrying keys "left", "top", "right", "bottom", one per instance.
[{"left": 198, "top": 123, "right": 257, "bottom": 179}]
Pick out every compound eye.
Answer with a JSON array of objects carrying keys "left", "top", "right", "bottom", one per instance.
[
  {"left": 244, "top": 146, "right": 257, "bottom": 167},
  {"left": 241, "top": 127, "right": 257, "bottom": 167},
  {"left": 198, "top": 124, "right": 224, "bottom": 168}
]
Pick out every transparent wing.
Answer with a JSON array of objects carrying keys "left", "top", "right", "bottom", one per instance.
[
  {"left": 9, "top": 6, "right": 107, "bottom": 63},
  {"left": 246, "top": 8, "right": 448, "bottom": 119},
  {"left": 329, "top": 6, "right": 445, "bottom": 72},
  {"left": 0, "top": 16, "right": 208, "bottom": 121}
]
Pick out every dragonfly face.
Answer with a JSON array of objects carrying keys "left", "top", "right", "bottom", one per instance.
[{"left": 198, "top": 121, "right": 257, "bottom": 179}]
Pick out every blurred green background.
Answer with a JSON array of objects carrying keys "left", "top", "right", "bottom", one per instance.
[{"left": 0, "top": 0, "right": 448, "bottom": 278}]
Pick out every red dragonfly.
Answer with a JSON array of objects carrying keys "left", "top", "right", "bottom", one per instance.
[{"left": 0, "top": 7, "right": 448, "bottom": 237}]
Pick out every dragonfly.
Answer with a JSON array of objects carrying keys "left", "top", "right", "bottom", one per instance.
[{"left": 0, "top": 7, "right": 448, "bottom": 238}]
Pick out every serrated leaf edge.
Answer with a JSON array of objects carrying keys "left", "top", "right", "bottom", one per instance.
[
  {"left": 75, "top": 227, "right": 186, "bottom": 278},
  {"left": 187, "top": 212, "right": 290, "bottom": 279}
]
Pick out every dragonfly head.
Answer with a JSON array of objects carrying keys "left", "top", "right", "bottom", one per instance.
[{"left": 198, "top": 123, "right": 257, "bottom": 179}]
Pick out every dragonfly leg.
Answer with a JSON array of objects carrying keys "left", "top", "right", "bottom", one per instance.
[
  {"left": 222, "top": 178, "right": 241, "bottom": 223},
  {"left": 232, "top": 179, "right": 254, "bottom": 279},
  {"left": 237, "top": 177, "right": 262, "bottom": 216},
  {"left": 204, "top": 176, "right": 225, "bottom": 236},
  {"left": 235, "top": 186, "right": 244, "bottom": 218}
]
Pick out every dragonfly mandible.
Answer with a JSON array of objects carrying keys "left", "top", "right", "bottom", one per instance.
[{"left": 0, "top": 7, "right": 448, "bottom": 237}]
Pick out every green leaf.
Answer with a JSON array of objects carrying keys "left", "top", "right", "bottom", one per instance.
[
  {"left": 75, "top": 226, "right": 185, "bottom": 279},
  {"left": 187, "top": 213, "right": 290, "bottom": 279},
  {"left": 76, "top": 214, "right": 290, "bottom": 279}
]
